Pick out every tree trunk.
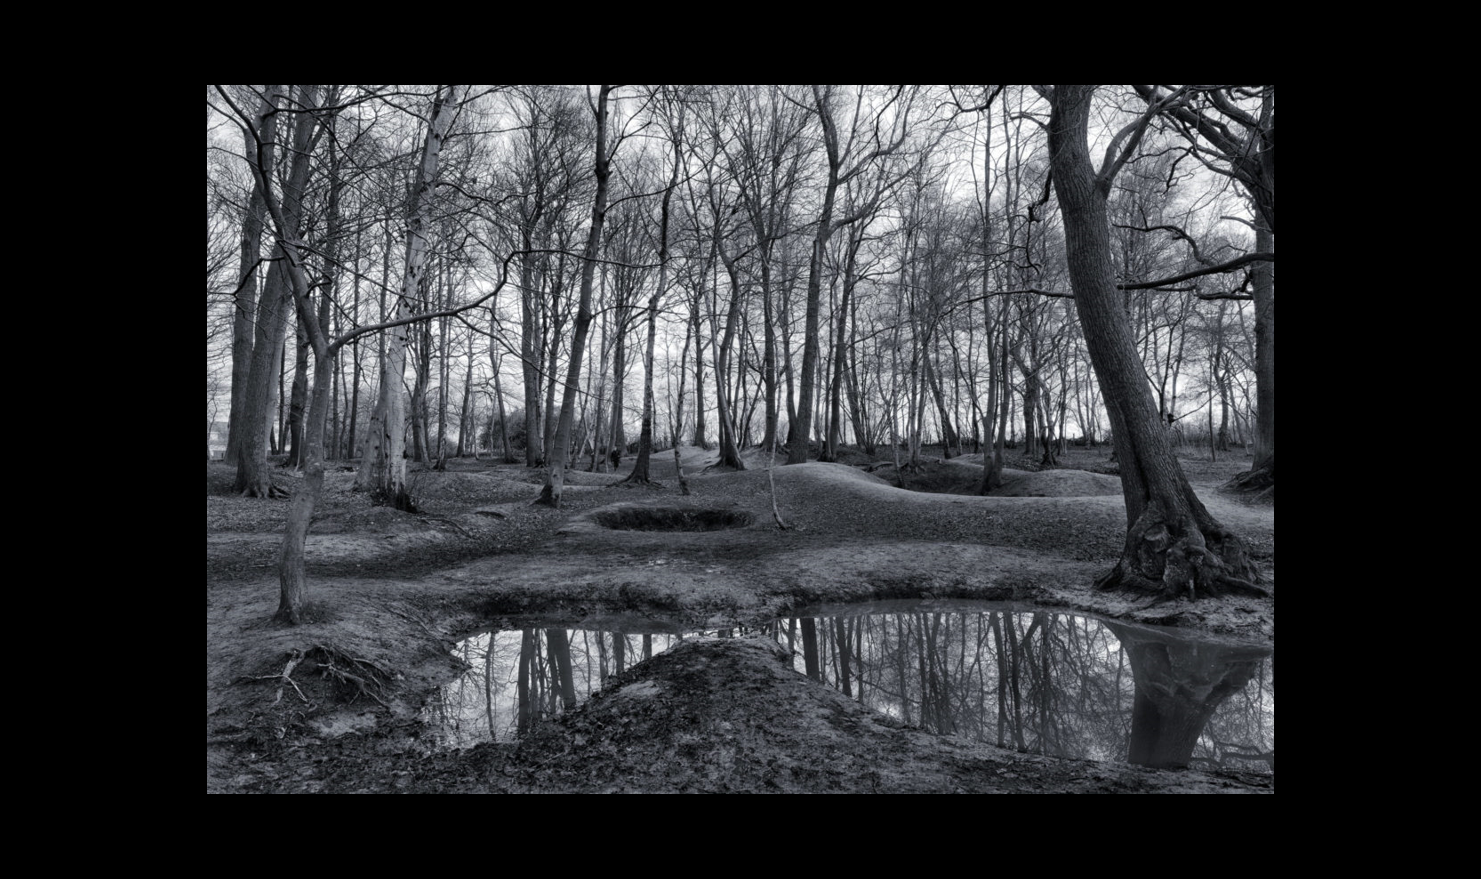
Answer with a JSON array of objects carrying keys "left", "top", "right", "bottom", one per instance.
[
  {"left": 537, "top": 86, "right": 613, "bottom": 508},
  {"left": 233, "top": 85, "right": 316, "bottom": 497},
  {"left": 628, "top": 108, "right": 682, "bottom": 484},
  {"left": 1241, "top": 222, "right": 1275, "bottom": 489},
  {"left": 690, "top": 295, "right": 707, "bottom": 449},
  {"left": 356, "top": 86, "right": 459, "bottom": 509},
  {"left": 226, "top": 87, "right": 276, "bottom": 463},
  {"left": 788, "top": 85, "right": 842, "bottom": 465},
  {"left": 1048, "top": 85, "right": 1264, "bottom": 601},
  {"left": 285, "top": 317, "right": 309, "bottom": 467}
]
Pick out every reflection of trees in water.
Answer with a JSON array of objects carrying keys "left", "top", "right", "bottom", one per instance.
[
  {"left": 779, "top": 611, "right": 1131, "bottom": 761},
  {"left": 781, "top": 610, "right": 1272, "bottom": 769},
  {"left": 423, "top": 610, "right": 1273, "bottom": 770},
  {"left": 423, "top": 628, "right": 683, "bottom": 748}
]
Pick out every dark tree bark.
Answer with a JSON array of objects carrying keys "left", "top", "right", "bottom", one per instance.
[
  {"left": 787, "top": 86, "right": 841, "bottom": 465},
  {"left": 1136, "top": 85, "right": 1274, "bottom": 491},
  {"left": 234, "top": 85, "right": 317, "bottom": 498},
  {"left": 627, "top": 92, "right": 684, "bottom": 484},
  {"left": 226, "top": 86, "right": 276, "bottom": 463},
  {"left": 537, "top": 86, "right": 613, "bottom": 508},
  {"left": 1048, "top": 85, "right": 1264, "bottom": 601}
]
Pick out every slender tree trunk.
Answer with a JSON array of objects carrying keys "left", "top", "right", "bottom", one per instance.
[
  {"left": 1247, "top": 223, "right": 1275, "bottom": 484},
  {"left": 690, "top": 294, "right": 707, "bottom": 449},
  {"left": 356, "top": 85, "right": 459, "bottom": 509},
  {"left": 628, "top": 109, "right": 682, "bottom": 483},
  {"left": 226, "top": 87, "right": 276, "bottom": 462},
  {"left": 788, "top": 85, "right": 842, "bottom": 465},
  {"left": 712, "top": 255, "right": 746, "bottom": 470},
  {"left": 537, "top": 86, "right": 613, "bottom": 508},
  {"left": 285, "top": 318, "right": 309, "bottom": 467}
]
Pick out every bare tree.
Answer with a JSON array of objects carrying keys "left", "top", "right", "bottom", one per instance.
[
  {"left": 536, "top": 86, "right": 616, "bottom": 508},
  {"left": 355, "top": 86, "right": 462, "bottom": 509},
  {"left": 1046, "top": 84, "right": 1264, "bottom": 601}
]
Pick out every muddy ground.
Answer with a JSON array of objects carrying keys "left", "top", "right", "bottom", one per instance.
[{"left": 206, "top": 445, "right": 1274, "bottom": 794}]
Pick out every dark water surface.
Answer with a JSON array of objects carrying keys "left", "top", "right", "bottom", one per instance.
[{"left": 421, "top": 600, "right": 1273, "bottom": 773}]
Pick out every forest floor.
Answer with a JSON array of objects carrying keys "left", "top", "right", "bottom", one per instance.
[{"left": 206, "top": 443, "right": 1274, "bottom": 794}]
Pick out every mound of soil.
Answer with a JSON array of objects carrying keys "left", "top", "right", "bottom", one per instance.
[{"left": 993, "top": 468, "right": 1122, "bottom": 498}]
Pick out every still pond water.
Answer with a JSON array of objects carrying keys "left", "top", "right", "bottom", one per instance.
[{"left": 421, "top": 600, "right": 1273, "bottom": 773}]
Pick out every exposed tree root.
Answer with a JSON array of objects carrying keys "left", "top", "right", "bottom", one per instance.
[
  {"left": 245, "top": 644, "right": 396, "bottom": 709},
  {"left": 248, "top": 649, "right": 310, "bottom": 706},
  {"left": 239, "top": 482, "right": 291, "bottom": 499},
  {"left": 418, "top": 513, "right": 470, "bottom": 537},
  {"left": 369, "top": 485, "right": 418, "bottom": 513},
  {"left": 1095, "top": 505, "right": 1268, "bottom": 602},
  {"left": 308, "top": 642, "right": 394, "bottom": 708},
  {"left": 1223, "top": 459, "right": 1274, "bottom": 498}
]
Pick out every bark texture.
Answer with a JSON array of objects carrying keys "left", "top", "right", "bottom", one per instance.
[
  {"left": 356, "top": 86, "right": 460, "bottom": 509},
  {"left": 1048, "top": 85, "right": 1264, "bottom": 601}
]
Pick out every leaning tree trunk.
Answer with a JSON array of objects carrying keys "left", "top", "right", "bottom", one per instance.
[{"left": 1049, "top": 85, "right": 1264, "bottom": 602}]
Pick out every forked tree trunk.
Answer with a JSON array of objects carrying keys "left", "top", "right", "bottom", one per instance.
[
  {"left": 234, "top": 85, "right": 316, "bottom": 498},
  {"left": 1048, "top": 85, "right": 1264, "bottom": 602}
]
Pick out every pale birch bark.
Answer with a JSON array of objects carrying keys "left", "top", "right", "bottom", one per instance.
[{"left": 356, "top": 86, "right": 462, "bottom": 506}]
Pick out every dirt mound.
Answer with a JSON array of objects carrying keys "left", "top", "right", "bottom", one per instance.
[{"left": 993, "top": 468, "right": 1122, "bottom": 498}]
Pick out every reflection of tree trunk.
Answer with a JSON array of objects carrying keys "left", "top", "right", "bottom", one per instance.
[
  {"left": 484, "top": 637, "right": 497, "bottom": 743},
  {"left": 833, "top": 617, "right": 853, "bottom": 698},
  {"left": 800, "top": 618, "right": 820, "bottom": 681},
  {"left": 990, "top": 612, "right": 1007, "bottom": 747},
  {"left": 546, "top": 628, "right": 578, "bottom": 710},
  {"left": 1107, "top": 621, "right": 1268, "bottom": 769},
  {"left": 517, "top": 629, "right": 535, "bottom": 736}
]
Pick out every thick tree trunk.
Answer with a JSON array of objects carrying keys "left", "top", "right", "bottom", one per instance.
[
  {"left": 277, "top": 331, "right": 334, "bottom": 623},
  {"left": 234, "top": 85, "right": 318, "bottom": 497},
  {"left": 1239, "top": 222, "right": 1275, "bottom": 490},
  {"left": 233, "top": 257, "right": 293, "bottom": 496},
  {"left": 1049, "top": 85, "right": 1263, "bottom": 601}
]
